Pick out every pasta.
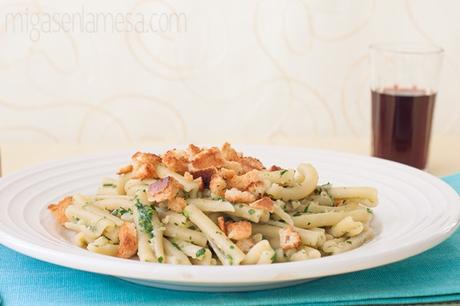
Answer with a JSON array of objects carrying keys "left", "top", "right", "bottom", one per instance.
[{"left": 48, "top": 143, "right": 378, "bottom": 265}]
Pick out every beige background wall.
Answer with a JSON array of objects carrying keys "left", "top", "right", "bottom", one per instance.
[{"left": 0, "top": 0, "right": 459, "bottom": 144}]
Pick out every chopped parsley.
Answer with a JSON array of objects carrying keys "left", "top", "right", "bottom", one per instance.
[
  {"left": 315, "top": 183, "right": 332, "bottom": 194},
  {"left": 314, "top": 183, "right": 334, "bottom": 202},
  {"left": 182, "top": 210, "right": 190, "bottom": 218},
  {"left": 303, "top": 203, "right": 310, "bottom": 213},
  {"left": 366, "top": 208, "right": 373, "bottom": 214},
  {"left": 271, "top": 253, "right": 276, "bottom": 262},
  {"left": 135, "top": 200, "right": 154, "bottom": 238},
  {"left": 230, "top": 245, "right": 235, "bottom": 249},
  {"left": 226, "top": 255, "right": 234, "bottom": 265},
  {"left": 103, "top": 183, "right": 117, "bottom": 188},
  {"left": 280, "top": 169, "right": 288, "bottom": 176},
  {"left": 111, "top": 207, "right": 132, "bottom": 217},
  {"left": 293, "top": 212, "right": 302, "bottom": 217},
  {"left": 158, "top": 256, "right": 164, "bottom": 263},
  {"left": 248, "top": 209, "right": 255, "bottom": 215},
  {"left": 346, "top": 240, "right": 352, "bottom": 245},
  {"left": 196, "top": 248, "right": 206, "bottom": 257}
]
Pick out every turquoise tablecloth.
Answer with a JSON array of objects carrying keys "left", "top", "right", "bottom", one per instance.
[{"left": 0, "top": 174, "right": 459, "bottom": 306}]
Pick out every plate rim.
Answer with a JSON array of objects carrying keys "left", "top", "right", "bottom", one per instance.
[{"left": 0, "top": 145, "right": 459, "bottom": 285}]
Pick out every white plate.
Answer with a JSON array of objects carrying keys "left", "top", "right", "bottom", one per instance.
[{"left": 0, "top": 146, "right": 459, "bottom": 292}]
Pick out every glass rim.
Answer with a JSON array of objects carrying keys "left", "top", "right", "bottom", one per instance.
[{"left": 369, "top": 42, "right": 444, "bottom": 55}]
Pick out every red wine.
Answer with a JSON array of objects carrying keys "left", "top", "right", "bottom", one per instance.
[{"left": 371, "top": 87, "right": 436, "bottom": 169}]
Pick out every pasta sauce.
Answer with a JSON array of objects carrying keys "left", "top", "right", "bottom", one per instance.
[{"left": 371, "top": 87, "right": 436, "bottom": 169}]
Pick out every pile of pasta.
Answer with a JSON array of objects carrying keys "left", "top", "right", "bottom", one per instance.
[{"left": 48, "top": 143, "right": 378, "bottom": 265}]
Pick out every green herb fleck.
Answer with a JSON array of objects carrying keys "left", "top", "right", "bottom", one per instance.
[
  {"left": 226, "top": 255, "right": 234, "bottom": 265},
  {"left": 314, "top": 183, "right": 333, "bottom": 202},
  {"left": 174, "top": 222, "right": 179, "bottom": 226},
  {"left": 103, "top": 183, "right": 116, "bottom": 188},
  {"left": 248, "top": 209, "right": 255, "bottom": 215},
  {"left": 182, "top": 210, "right": 190, "bottom": 218},
  {"left": 280, "top": 169, "right": 288, "bottom": 176},
  {"left": 158, "top": 256, "right": 164, "bottom": 263},
  {"left": 367, "top": 208, "right": 373, "bottom": 214},
  {"left": 271, "top": 253, "right": 276, "bottom": 262},
  {"left": 111, "top": 208, "right": 132, "bottom": 217},
  {"left": 293, "top": 212, "right": 302, "bottom": 216},
  {"left": 135, "top": 200, "right": 154, "bottom": 238},
  {"left": 196, "top": 248, "right": 206, "bottom": 257},
  {"left": 230, "top": 245, "right": 235, "bottom": 249},
  {"left": 346, "top": 240, "right": 352, "bottom": 244}
]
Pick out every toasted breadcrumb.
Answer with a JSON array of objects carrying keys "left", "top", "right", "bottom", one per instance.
[
  {"left": 191, "top": 147, "right": 225, "bottom": 170},
  {"left": 217, "top": 216, "right": 226, "bottom": 233},
  {"left": 132, "top": 163, "right": 157, "bottom": 180},
  {"left": 187, "top": 144, "right": 202, "bottom": 157},
  {"left": 117, "top": 165, "right": 133, "bottom": 175},
  {"left": 183, "top": 171, "right": 194, "bottom": 181},
  {"left": 132, "top": 151, "right": 161, "bottom": 165},
  {"left": 147, "top": 177, "right": 182, "bottom": 202},
  {"left": 236, "top": 238, "right": 255, "bottom": 253},
  {"left": 279, "top": 226, "right": 302, "bottom": 250},
  {"left": 246, "top": 181, "right": 266, "bottom": 196},
  {"left": 219, "top": 168, "right": 237, "bottom": 180},
  {"left": 239, "top": 156, "right": 264, "bottom": 173},
  {"left": 222, "top": 160, "right": 243, "bottom": 174},
  {"left": 226, "top": 221, "right": 252, "bottom": 240},
  {"left": 221, "top": 143, "right": 264, "bottom": 173},
  {"left": 48, "top": 196, "right": 73, "bottom": 225},
  {"left": 131, "top": 152, "right": 161, "bottom": 179},
  {"left": 224, "top": 188, "right": 256, "bottom": 203},
  {"left": 210, "top": 174, "right": 227, "bottom": 197},
  {"left": 227, "top": 170, "right": 262, "bottom": 191},
  {"left": 249, "top": 197, "right": 274, "bottom": 213},
  {"left": 162, "top": 150, "right": 189, "bottom": 175},
  {"left": 168, "top": 197, "right": 187, "bottom": 213},
  {"left": 117, "top": 222, "right": 138, "bottom": 258},
  {"left": 221, "top": 142, "right": 240, "bottom": 161}
]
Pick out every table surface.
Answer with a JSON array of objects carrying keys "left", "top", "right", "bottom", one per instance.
[{"left": 0, "top": 135, "right": 458, "bottom": 176}]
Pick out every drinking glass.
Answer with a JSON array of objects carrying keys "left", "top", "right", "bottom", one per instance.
[{"left": 370, "top": 43, "right": 444, "bottom": 169}]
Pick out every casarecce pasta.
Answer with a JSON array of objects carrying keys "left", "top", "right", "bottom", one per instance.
[{"left": 48, "top": 143, "right": 378, "bottom": 265}]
